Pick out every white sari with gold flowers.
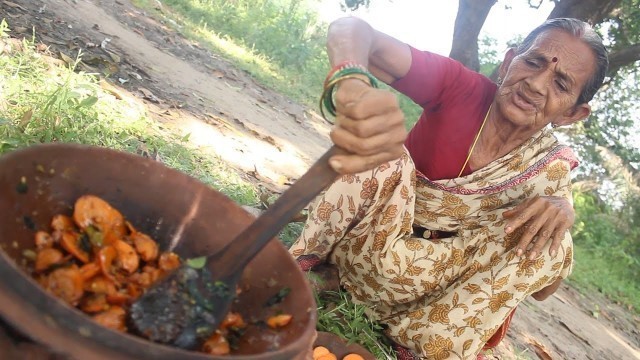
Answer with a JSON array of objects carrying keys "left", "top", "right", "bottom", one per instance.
[{"left": 290, "top": 129, "right": 575, "bottom": 360}]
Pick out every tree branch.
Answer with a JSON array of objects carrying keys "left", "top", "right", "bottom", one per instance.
[
  {"left": 608, "top": 43, "right": 640, "bottom": 76},
  {"left": 449, "top": 0, "right": 497, "bottom": 70},
  {"left": 547, "top": 0, "right": 622, "bottom": 24}
]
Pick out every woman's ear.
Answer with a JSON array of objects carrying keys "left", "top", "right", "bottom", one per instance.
[
  {"left": 498, "top": 48, "right": 517, "bottom": 80},
  {"left": 557, "top": 103, "right": 591, "bottom": 126}
]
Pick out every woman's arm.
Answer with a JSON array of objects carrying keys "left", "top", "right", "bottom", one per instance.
[
  {"left": 326, "top": 17, "right": 412, "bottom": 84},
  {"left": 531, "top": 278, "right": 562, "bottom": 301},
  {"left": 324, "top": 17, "right": 409, "bottom": 174}
]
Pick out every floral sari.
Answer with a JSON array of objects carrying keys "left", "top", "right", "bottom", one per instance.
[{"left": 290, "top": 129, "right": 576, "bottom": 359}]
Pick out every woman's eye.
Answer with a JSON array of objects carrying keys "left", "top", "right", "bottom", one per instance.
[
  {"left": 555, "top": 80, "right": 567, "bottom": 91},
  {"left": 525, "top": 60, "right": 539, "bottom": 68}
]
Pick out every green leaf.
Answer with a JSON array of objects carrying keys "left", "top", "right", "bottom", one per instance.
[
  {"left": 79, "top": 96, "right": 99, "bottom": 108},
  {"left": 186, "top": 256, "right": 207, "bottom": 269}
]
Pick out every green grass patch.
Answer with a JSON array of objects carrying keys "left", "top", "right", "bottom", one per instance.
[
  {"left": 0, "top": 20, "right": 258, "bottom": 205},
  {"left": 568, "top": 191, "right": 640, "bottom": 313},
  {"left": 129, "top": 0, "right": 423, "bottom": 128},
  {"left": 131, "top": 0, "right": 327, "bottom": 108},
  {"left": 569, "top": 246, "right": 640, "bottom": 312},
  {"left": 316, "top": 290, "right": 396, "bottom": 359}
]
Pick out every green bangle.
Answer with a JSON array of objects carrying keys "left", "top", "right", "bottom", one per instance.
[{"left": 319, "top": 67, "right": 379, "bottom": 121}]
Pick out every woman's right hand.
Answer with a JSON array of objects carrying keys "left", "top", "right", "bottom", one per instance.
[{"left": 328, "top": 78, "right": 407, "bottom": 174}]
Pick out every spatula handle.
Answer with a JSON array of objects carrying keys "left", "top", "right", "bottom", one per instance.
[{"left": 218, "top": 146, "right": 343, "bottom": 272}]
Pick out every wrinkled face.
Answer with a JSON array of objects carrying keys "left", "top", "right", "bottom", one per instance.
[{"left": 496, "top": 29, "right": 597, "bottom": 129}]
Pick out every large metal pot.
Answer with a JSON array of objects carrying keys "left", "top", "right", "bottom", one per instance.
[{"left": 0, "top": 143, "right": 316, "bottom": 359}]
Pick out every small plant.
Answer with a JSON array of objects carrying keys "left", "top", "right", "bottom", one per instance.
[{"left": 316, "top": 290, "right": 396, "bottom": 359}]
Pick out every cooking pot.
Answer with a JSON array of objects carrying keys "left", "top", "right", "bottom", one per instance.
[{"left": 0, "top": 143, "right": 316, "bottom": 359}]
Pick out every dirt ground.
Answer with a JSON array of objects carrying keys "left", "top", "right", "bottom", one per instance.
[{"left": 2, "top": 0, "right": 639, "bottom": 359}]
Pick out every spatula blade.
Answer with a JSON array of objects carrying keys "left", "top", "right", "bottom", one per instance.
[{"left": 129, "top": 265, "right": 236, "bottom": 349}]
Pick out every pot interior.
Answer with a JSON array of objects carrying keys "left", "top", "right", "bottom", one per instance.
[{"left": 0, "top": 143, "right": 315, "bottom": 360}]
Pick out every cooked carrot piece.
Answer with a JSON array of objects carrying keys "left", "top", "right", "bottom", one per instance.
[
  {"left": 343, "top": 354, "right": 365, "bottom": 360},
  {"left": 84, "top": 275, "right": 117, "bottom": 295},
  {"left": 313, "top": 346, "right": 330, "bottom": 359},
  {"left": 51, "top": 215, "right": 75, "bottom": 232},
  {"left": 131, "top": 231, "right": 159, "bottom": 262},
  {"left": 79, "top": 262, "right": 101, "bottom": 281},
  {"left": 202, "top": 331, "right": 231, "bottom": 355},
  {"left": 127, "top": 283, "right": 142, "bottom": 300},
  {"left": 73, "top": 195, "right": 125, "bottom": 238},
  {"left": 35, "top": 248, "right": 64, "bottom": 272},
  {"left": 316, "top": 354, "right": 337, "bottom": 360},
  {"left": 92, "top": 306, "right": 126, "bottom": 332},
  {"left": 97, "top": 245, "right": 117, "bottom": 279},
  {"left": 60, "top": 232, "right": 90, "bottom": 263},
  {"left": 158, "top": 252, "right": 180, "bottom": 271},
  {"left": 220, "top": 312, "right": 246, "bottom": 329},
  {"left": 80, "top": 294, "right": 109, "bottom": 313},
  {"left": 106, "top": 290, "right": 130, "bottom": 306},
  {"left": 113, "top": 239, "right": 139, "bottom": 274},
  {"left": 142, "top": 265, "right": 163, "bottom": 285},
  {"left": 45, "top": 265, "right": 84, "bottom": 306},
  {"left": 34, "top": 231, "right": 54, "bottom": 249},
  {"left": 266, "top": 314, "right": 293, "bottom": 329}
]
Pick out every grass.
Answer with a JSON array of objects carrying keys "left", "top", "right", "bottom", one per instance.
[
  {"left": 569, "top": 246, "right": 640, "bottom": 313},
  {"left": 316, "top": 290, "right": 396, "bottom": 359},
  {"left": 129, "top": 0, "right": 423, "bottom": 128},
  {"left": 0, "top": 22, "right": 259, "bottom": 204},
  {"left": 130, "top": 0, "right": 326, "bottom": 108}
]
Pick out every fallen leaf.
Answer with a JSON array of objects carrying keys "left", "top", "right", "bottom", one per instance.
[
  {"left": 3, "top": 1, "right": 26, "bottom": 10},
  {"left": 107, "top": 51, "right": 121, "bottom": 63},
  {"left": 212, "top": 70, "right": 224, "bottom": 79},
  {"left": 59, "top": 51, "right": 74, "bottom": 65},
  {"left": 138, "top": 87, "right": 160, "bottom": 103},
  {"left": 99, "top": 79, "right": 123, "bottom": 100},
  {"left": 19, "top": 109, "right": 33, "bottom": 127},
  {"left": 531, "top": 342, "right": 552, "bottom": 360}
]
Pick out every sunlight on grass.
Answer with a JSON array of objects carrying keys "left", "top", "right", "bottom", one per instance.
[
  {"left": 193, "top": 27, "right": 281, "bottom": 80},
  {"left": 0, "top": 23, "right": 258, "bottom": 207}
]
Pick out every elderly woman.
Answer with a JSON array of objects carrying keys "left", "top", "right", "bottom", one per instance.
[{"left": 290, "top": 17, "right": 608, "bottom": 360}]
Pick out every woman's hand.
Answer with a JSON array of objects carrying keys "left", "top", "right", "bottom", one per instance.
[
  {"left": 503, "top": 195, "right": 575, "bottom": 260},
  {"left": 328, "top": 78, "right": 407, "bottom": 174}
]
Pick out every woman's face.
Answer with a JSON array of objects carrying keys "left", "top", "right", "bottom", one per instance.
[{"left": 496, "top": 29, "right": 596, "bottom": 129}]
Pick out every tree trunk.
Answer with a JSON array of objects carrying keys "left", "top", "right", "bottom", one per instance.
[{"left": 448, "top": 0, "right": 497, "bottom": 71}]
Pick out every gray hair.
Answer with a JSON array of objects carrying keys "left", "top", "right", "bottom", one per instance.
[{"left": 516, "top": 18, "right": 609, "bottom": 104}]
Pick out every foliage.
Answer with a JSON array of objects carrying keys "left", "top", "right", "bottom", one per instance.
[
  {"left": 569, "top": 191, "right": 640, "bottom": 312},
  {"left": 316, "top": 290, "right": 396, "bottom": 359},
  {"left": 478, "top": 35, "right": 501, "bottom": 77},
  {"left": 133, "top": 0, "right": 422, "bottom": 126},
  {"left": 134, "top": 0, "right": 328, "bottom": 106},
  {"left": 340, "top": 0, "right": 371, "bottom": 11}
]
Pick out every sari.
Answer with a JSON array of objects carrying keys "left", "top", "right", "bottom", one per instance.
[{"left": 290, "top": 129, "right": 576, "bottom": 359}]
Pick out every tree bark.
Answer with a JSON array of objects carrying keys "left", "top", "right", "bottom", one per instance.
[
  {"left": 448, "top": 0, "right": 497, "bottom": 71},
  {"left": 607, "top": 43, "right": 640, "bottom": 76},
  {"left": 547, "top": 0, "right": 622, "bottom": 24}
]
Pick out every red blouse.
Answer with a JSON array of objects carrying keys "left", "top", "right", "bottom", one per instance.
[{"left": 391, "top": 47, "right": 497, "bottom": 180}]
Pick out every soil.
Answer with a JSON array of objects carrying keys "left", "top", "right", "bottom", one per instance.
[{"left": 1, "top": 0, "right": 639, "bottom": 359}]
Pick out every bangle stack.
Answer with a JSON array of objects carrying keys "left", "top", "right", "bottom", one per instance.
[{"left": 319, "top": 61, "right": 379, "bottom": 121}]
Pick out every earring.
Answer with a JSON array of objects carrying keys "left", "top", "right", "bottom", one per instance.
[
  {"left": 551, "top": 123, "right": 559, "bottom": 128},
  {"left": 497, "top": 76, "right": 503, "bottom": 85}
]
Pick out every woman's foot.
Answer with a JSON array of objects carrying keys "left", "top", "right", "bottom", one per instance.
[{"left": 305, "top": 263, "right": 340, "bottom": 294}]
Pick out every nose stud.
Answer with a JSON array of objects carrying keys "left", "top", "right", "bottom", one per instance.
[{"left": 552, "top": 56, "right": 558, "bottom": 63}]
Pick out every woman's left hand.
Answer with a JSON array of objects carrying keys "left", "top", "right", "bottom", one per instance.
[{"left": 502, "top": 195, "right": 575, "bottom": 260}]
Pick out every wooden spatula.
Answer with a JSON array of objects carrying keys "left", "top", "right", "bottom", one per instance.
[{"left": 129, "top": 146, "right": 342, "bottom": 349}]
